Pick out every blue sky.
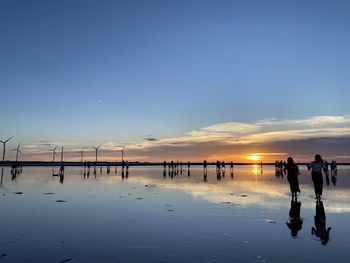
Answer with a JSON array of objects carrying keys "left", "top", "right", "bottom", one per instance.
[{"left": 1, "top": 0, "right": 350, "bottom": 161}]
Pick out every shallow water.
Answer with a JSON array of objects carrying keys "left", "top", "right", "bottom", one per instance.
[{"left": 1, "top": 165, "right": 350, "bottom": 262}]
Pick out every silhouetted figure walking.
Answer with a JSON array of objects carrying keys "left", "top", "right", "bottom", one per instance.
[
  {"left": 216, "top": 160, "right": 221, "bottom": 172},
  {"left": 308, "top": 154, "right": 328, "bottom": 200},
  {"left": 330, "top": 160, "right": 337, "bottom": 176},
  {"left": 284, "top": 157, "right": 300, "bottom": 197},
  {"left": 330, "top": 160, "right": 337, "bottom": 186},
  {"left": 312, "top": 200, "right": 331, "bottom": 245},
  {"left": 203, "top": 160, "right": 208, "bottom": 174},
  {"left": 286, "top": 198, "right": 303, "bottom": 238},
  {"left": 107, "top": 162, "right": 110, "bottom": 174}
]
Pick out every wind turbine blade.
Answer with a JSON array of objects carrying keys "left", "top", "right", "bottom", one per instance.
[
  {"left": 5, "top": 136, "right": 13, "bottom": 143},
  {"left": 11, "top": 149, "right": 16, "bottom": 151},
  {"left": 18, "top": 150, "right": 23, "bottom": 154}
]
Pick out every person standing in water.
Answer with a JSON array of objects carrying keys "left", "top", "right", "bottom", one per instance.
[
  {"left": 284, "top": 157, "right": 300, "bottom": 197},
  {"left": 308, "top": 154, "right": 328, "bottom": 200}
]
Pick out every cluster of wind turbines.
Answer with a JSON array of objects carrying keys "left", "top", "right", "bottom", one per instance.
[
  {"left": 1, "top": 136, "right": 126, "bottom": 164},
  {"left": 48, "top": 145, "right": 126, "bottom": 163},
  {"left": 0, "top": 136, "right": 22, "bottom": 163}
]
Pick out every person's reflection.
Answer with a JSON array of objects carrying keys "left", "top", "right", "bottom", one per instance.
[
  {"left": 331, "top": 174, "right": 337, "bottom": 186},
  {"left": 203, "top": 170, "right": 207, "bottom": 182},
  {"left": 312, "top": 200, "right": 331, "bottom": 245},
  {"left": 59, "top": 174, "right": 64, "bottom": 184},
  {"left": 216, "top": 170, "right": 221, "bottom": 181},
  {"left": 286, "top": 197, "right": 303, "bottom": 238},
  {"left": 230, "top": 171, "right": 234, "bottom": 179},
  {"left": 163, "top": 169, "right": 166, "bottom": 178},
  {"left": 11, "top": 168, "right": 17, "bottom": 181}
]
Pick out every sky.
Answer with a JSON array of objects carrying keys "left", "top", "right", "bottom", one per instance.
[{"left": 1, "top": 0, "right": 350, "bottom": 162}]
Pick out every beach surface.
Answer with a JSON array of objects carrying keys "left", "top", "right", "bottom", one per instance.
[{"left": 1, "top": 165, "right": 350, "bottom": 262}]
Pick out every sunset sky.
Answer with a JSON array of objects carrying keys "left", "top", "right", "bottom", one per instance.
[{"left": 1, "top": 0, "right": 350, "bottom": 162}]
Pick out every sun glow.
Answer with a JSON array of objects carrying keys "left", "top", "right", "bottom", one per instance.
[{"left": 246, "top": 154, "right": 262, "bottom": 161}]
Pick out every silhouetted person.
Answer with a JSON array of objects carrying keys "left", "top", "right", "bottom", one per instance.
[
  {"left": 284, "top": 157, "right": 300, "bottom": 197},
  {"left": 216, "top": 169, "right": 221, "bottom": 181},
  {"left": 308, "top": 154, "right": 328, "bottom": 200},
  {"left": 216, "top": 160, "right": 221, "bottom": 172},
  {"left": 163, "top": 161, "right": 167, "bottom": 169},
  {"left": 230, "top": 162, "right": 234, "bottom": 172},
  {"left": 330, "top": 160, "right": 337, "bottom": 177},
  {"left": 330, "top": 160, "right": 337, "bottom": 186},
  {"left": 203, "top": 160, "right": 208, "bottom": 173},
  {"left": 312, "top": 200, "right": 331, "bottom": 245},
  {"left": 286, "top": 198, "right": 303, "bottom": 238},
  {"left": 121, "top": 160, "right": 125, "bottom": 173},
  {"left": 59, "top": 163, "right": 65, "bottom": 176}
]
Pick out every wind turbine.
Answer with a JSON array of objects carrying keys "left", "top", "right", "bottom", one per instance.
[
  {"left": 116, "top": 145, "right": 126, "bottom": 162},
  {"left": 60, "top": 146, "right": 64, "bottom": 163},
  {"left": 92, "top": 145, "right": 101, "bottom": 163},
  {"left": 11, "top": 143, "right": 22, "bottom": 162},
  {"left": 121, "top": 146, "right": 125, "bottom": 162},
  {"left": 49, "top": 146, "right": 58, "bottom": 162},
  {"left": 78, "top": 147, "right": 85, "bottom": 162},
  {"left": 0, "top": 136, "right": 13, "bottom": 162}
]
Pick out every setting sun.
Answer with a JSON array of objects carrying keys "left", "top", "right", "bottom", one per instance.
[{"left": 246, "top": 154, "right": 262, "bottom": 161}]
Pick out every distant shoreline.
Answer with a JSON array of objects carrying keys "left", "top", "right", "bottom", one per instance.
[{"left": 1, "top": 161, "right": 349, "bottom": 167}]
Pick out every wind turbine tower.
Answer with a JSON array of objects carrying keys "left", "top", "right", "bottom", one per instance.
[{"left": 0, "top": 136, "right": 13, "bottom": 162}]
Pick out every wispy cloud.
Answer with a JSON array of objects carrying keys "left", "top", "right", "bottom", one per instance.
[
  {"left": 8, "top": 114, "right": 350, "bottom": 162},
  {"left": 134, "top": 114, "right": 350, "bottom": 148}
]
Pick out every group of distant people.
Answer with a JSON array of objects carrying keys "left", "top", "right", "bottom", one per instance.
[{"left": 282, "top": 154, "right": 337, "bottom": 245}]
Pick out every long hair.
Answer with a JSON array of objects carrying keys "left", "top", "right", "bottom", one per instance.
[
  {"left": 315, "top": 154, "right": 323, "bottom": 163},
  {"left": 287, "top": 157, "right": 294, "bottom": 165}
]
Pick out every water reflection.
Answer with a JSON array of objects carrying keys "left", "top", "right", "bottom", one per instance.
[
  {"left": 312, "top": 200, "right": 332, "bottom": 245},
  {"left": 0, "top": 167, "right": 4, "bottom": 185},
  {"left": 0, "top": 166, "right": 350, "bottom": 262},
  {"left": 286, "top": 197, "right": 303, "bottom": 238}
]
